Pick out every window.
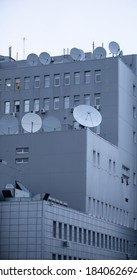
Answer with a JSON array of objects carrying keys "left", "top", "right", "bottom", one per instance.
[
  {"left": 88, "top": 230, "right": 91, "bottom": 245},
  {"left": 97, "top": 232, "right": 99, "bottom": 247},
  {"left": 84, "top": 229, "right": 86, "bottom": 244},
  {"left": 133, "top": 172, "right": 136, "bottom": 185},
  {"left": 5, "top": 79, "right": 11, "bottom": 90},
  {"left": 94, "top": 94, "right": 100, "bottom": 110},
  {"left": 24, "top": 100, "right": 30, "bottom": 112},
  {"left": 74, "top": 95, "right": 80, "bottom": 106},
  {"left": 69, "top": 225, "right": 72, "bottom": 241},
  {"left": 34, "top": 99, "right": 40, "bottom": 111},
  {"left": 113, "top": 161, "right": 116, "bottom": 174},
  {"left": 24, "top": 77, "right": 30, "bottom": 90},
  {"left": 101, "top": 234, "right": 104, "bottom": 248},
  {"left": 53, "top": 221, "right": 57, "bottom": 238},
  {"left": 54, "top": 74, "right": 60, "bottom": 87},
  {"left": 74, "top": 72, "right": 80, "bottom": 84},
  {"left": 59, "top": 222, "right": 62, "bottom": 239},
  {"left": 54, "top": 97, "right": 60, "bottom": 110},
  {"left": 15, "top": 78, "right": 21, "bottom": 90},
  {"left": 113, "top": 237, "right": 115, "bottom": 250},
  {"left": 133, "top": 106, "right": 136, "bottom": 118},
  {"left": 44, "top": 75, "right": 50, "bottom": 88},
  {"left": 109, "top": 236, "right": 111, "bottom": 250},
  {"left": 95, "top": 70, "right": 101, "bottom": 83},
  {"left": 64, "top": 224, "right": 67, "bottom": 240},
  {"left": 64, "top": 96, "right": 70, "bottom": 109},
  {"left": 16, "top": 147, "right": 29, "bottom": 154},
  {"left": 93, "top": 150, "right": 96, "bottom": 165},
  {"left": 116, "top": 238, "right": 119, "bottom": 251},
  {"left": 64, "top": 73, "right": 70, "bottom": 85},
  {"left": 4, "top": 101, "right": 10, "bottom": 114},
  {"left": 84, "top": 94, "right": 90, "bottom": 105},
  {"left": 92, "top": 231, "right": 95, "bottom": 246},
  {"left": 0, "top": 79, "right": 2, "bottom": 91},
  {"left": 84, "top": 71, "right": 91, "bottom": 84},
  {"left": 133, "top": 84, "right": 136, "bottom": 96},
  {"left": 133, "top": 131, "right": 136, "bottom": 143},
  {"left": 44, "top": 98, "right": 50, "bottom": 111},
  {"left": 15, "top": 158, "right": 29, "bottom": 164},
  {"left": 74, "top": 226, "right": 77, "bottom": 242},
  {"left": 34, "top": 76, "right": 40, "bottom": 88},
  {"left": 109, "top": 159, "right": 112, "bottom": 173},
  {"left": 105, "top": 235, "right": 107, "bottom": 249},
  {"left": 14, "top": 100, "right": 20, "bottom": 112},
  {"left": 97, "top": 152, "right": 100, "bottom": 167},
  {"left": 79, "top": 228, "right": 82, "bottom": 243}
]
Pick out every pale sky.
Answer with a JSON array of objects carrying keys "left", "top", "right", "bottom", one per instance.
[{"left": 0, "top": 0, "right": 137, "bottom": 60}]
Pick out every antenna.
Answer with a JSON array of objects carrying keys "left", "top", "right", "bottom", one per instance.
[
  {"left": 109, "top": 41, "right": 120, "bottom": 56},
  {"left": 39, "top": 52, "right": 51, "bottom": 65},
  {"left": 21, "top": 113, "right": 42, "bottom": 133},
  {"left": 9, "top": 46, "right": 12, "bottom": 57},
  {"left": 23, "top": 37, "right": 25, "bottom": 59},
  {"left": 0, "top": 115, "right": 19, "bottom": 135},
  {"left": 73, "top": 105, "right": 102, "bottom": 128},
  {"left": 43, "top": 116, "right": 61, "bottom": 132},
  {"left": 93, "top": 47, "right": 106, "bottom": 59},
  {"left": 27, "top": 53, "right": 39, "bottom": 66}
]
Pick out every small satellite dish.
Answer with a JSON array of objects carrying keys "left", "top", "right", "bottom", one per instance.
[
  {"left": 70, "top": 48, "right": 81, "bottom": 61},
  {"left": 73, "top": 105, "right": 102, "bottom": 127},
  {"left": 43, "top": 116, "right": 61, "bottom": 132},
  {"left": 93, "top": 47, "right": 107, "bottom": 59},
  {"left": 79, "top": 49, "right": 85, "bottom": 61},
  {"left": 39, "top": 52, "right": 51, "bottom": 65},
  {"left": 0, "top": 115, "right": 19, "bottom": 135},
  {"left": 27, "top": 53, "right": 39, "bottom": 66},
  {"left": 21, "top": 113, "right": 42, "bottom": 133},
  {"left": 109, "top": 41, "right": 120, "bottom": 55}
]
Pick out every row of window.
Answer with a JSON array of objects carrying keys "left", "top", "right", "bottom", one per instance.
[
  {"left": 3, "top": 94, "right": 100, "bottom": 114},
  {"left": 52, "top": 254, "right": 84, "bottom": 260},
  {"left": 0, "top": 70, "right": 101, "bottom": 91},
  {"left": 52, "top": 221, "right": 130, "bottom": 254},
  {"left": 92, "top": 149, "right": 136, "bottom": 185}
]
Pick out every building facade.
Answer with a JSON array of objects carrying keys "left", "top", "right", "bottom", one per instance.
[{"left": 0, "top": 49, "right": 137, "bottom": 259}]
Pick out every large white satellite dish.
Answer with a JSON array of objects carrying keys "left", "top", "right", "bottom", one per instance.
[
  {"left": 27, "top": 53, "right": 39, "bottom": 66},
  {"left": 43, "top": 116, "right": 61, "bottom": 132},
  {"left": 21, "top": 113, "right": 42, "bottom": 133},
  {"left": 73, "top": 105, "right": 102, "bottom": 127},
  {"left": 93, "top": 47, "right": 106, "bottom": 59},
  {"left": 109, "top": 41, "right": 120, "bottom": 55},
  {"left": 0, "top": 115, "right": 19, "bottom": 135},
  {"left": 39, "top": 52, "right": 51, "bottom": 65}
]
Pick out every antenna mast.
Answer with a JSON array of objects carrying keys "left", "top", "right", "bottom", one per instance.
[{"left": 23, "top": 37, "right": 25, "bottom": 59}]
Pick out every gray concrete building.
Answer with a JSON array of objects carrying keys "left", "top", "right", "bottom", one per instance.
[{"left": 0, "top": 46, "right": 137, "bottom": 259}]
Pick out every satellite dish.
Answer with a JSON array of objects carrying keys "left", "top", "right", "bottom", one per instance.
[
  {"left": 0, "top": 115, "right": 19, "bottom": 135},
  {"left": 73, "top": 105, "right": 102, "bottom": 127},
  {"left": 43, "top": 116, "right": 61, "bottom": 132},
  {"left": 109, "top": 41, "right": 120, "bottom": 55},
  {"left": 27, "top": 53, "right": 39, "bottom": 66},
  {"left": 79, "top": 49, "right": 85, "bottom": 61},
  {"left": 21, "top": 113, "right": 42, "bottom": 133},
  {"left": 93, "top": 47, "right": 107, "bottom": 59},
  {"left": 39, "top": 52, "right": 51, "bottom": 65},
  {"left": 70, "top": 48, "right": 81, "bottom": 61}
]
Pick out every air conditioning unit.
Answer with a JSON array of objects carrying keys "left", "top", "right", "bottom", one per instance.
[
  {"left": 63, "top": 241, "right": 70, "bottom": 247},
  {"left": 11, "top": 112, "right": 16, "bottom": 116},
  {"left": 40, "top": 109, "right": 46, "bottom": 114},
  {"left": 31, "top": 110, "right": 36, "bottom": 113},
  {"left": 70, "top": 108, "right": 74, "bottom": 113},
  {"left": 94, "top": 105, "right": 100, "bottom": 110}
]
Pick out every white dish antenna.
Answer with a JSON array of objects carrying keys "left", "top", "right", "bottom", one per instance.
[
  {"left": 0, "top": 115, "right": 19, "bottom": 135},
  {"left": 21, "top": 113, "right": 42, "bottom": 133},
  {"left": 109, "top": 41, "right": 120, "bottom": 55},
  {"left": 93, "top": 47, "right": 107, "bottom": 59},
  {"left": 79, "top": 49, "right": 85, "bottom": 61},
  {"left": 27, "top": 53, "right": 39, "bottom": 66},
  {"left": 43, "top": 116, "right": 61, "bottom": 132},
  {"left": 73, "top": 105, "right": 102, "bottom": 127},
  {"left": 70, "top": 48, "right": 82, "bottom": 61},
  {"left": 39, "top": 52, "right": 51, "bottom": 65}
]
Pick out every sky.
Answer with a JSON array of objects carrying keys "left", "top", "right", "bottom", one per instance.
[{"left": 0, "top": 0, "right": 137, "bottom": 60}]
